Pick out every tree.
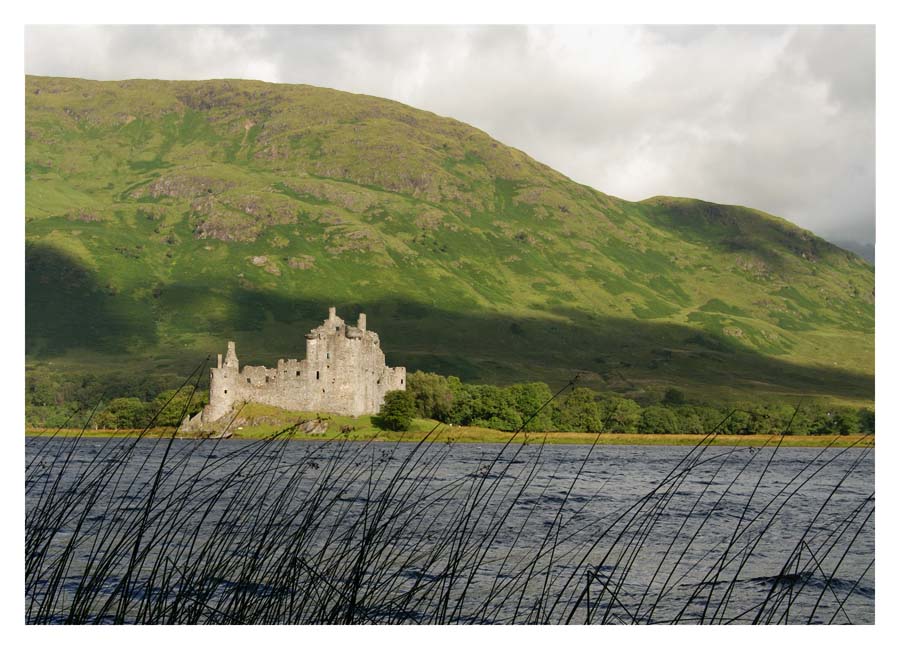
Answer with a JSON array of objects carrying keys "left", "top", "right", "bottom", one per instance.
[
  {"left": 807, "top": 406, "right": 858, "bottom": 435},
  {"left": 508, "top": 382, "right": 554, "bottom": 432},
  {"left": 95, "top": 397, "right": 147, "bottom": 430},
  {"left": 662, "top": 388, "right": 686, "bottom": 406},
  {"left": 555, "top": 387, "right": 604, "bottom": 432},
  {"left": 763, "top": 403, "right": 813, "bottom": 436},
  {"left": 447, "top": 383, "right": 476, "bottom": 426},
  {"left": 600, "top": 397, "right": 642, "bottom": 433},
  {"left": 449, "top": 384, "right": 523, "bottom": 431},
  {"left": 406, "top": 371, "right": 455, "bottom": 421},
  {"left": 805, "top": 404, "right": 832, "bottom": 435},
  {"left": 376, "top": 390, "right": 417, "bottom": 431},
  {"left": 673, "top": 407, "right": 703, "bottom": 434},
  {"left": 638, "top": 406, "right": 679, "bottom": 434},
  {"left": 833, "top": 408, "right": 861, "bottom": 435},
  {"left": 149, "top": 389, "right": 208, "bottom": 427},
  {"left": 746, "top": 404, "right": 788, "bottom": 435},
  {"left": 858, "top": 408, "right": 875, "bottom": 434},
  {"left": 721, "top": 410, "right": 752, "bottom": 435},
  {"left": 689, "top": 406, "right": 725, "bottom": 434}
]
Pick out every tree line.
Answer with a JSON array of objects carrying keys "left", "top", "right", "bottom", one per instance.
[
  {"left": 26, "top": 366, "right": 208, "bottom": 429},
  {"left": 27, "top": 366, "right": 874, "bottom": 435},
  {"left": 377, "top": 371, "right": 875, "bottom": 435}
]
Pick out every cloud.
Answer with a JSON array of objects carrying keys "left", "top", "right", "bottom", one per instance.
[{"left": 25, "top": 24, "right": 875, "bottom": 244}]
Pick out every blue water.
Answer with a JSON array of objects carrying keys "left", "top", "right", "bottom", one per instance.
[{"left": 25, "top": 436, "right": 874, "bottom": 624}]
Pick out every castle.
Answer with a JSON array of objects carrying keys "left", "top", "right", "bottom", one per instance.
[{"left": 182, "top": 307, "right": 406, "bottom": 430}]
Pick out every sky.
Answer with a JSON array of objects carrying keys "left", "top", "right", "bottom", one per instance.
[{"left": 24, "top": 24, "right": 876, "bottom": 244}]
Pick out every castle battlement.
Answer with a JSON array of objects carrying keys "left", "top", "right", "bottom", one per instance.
[{"left": 183, "top": 308, "right": 405, "bottom": 430}]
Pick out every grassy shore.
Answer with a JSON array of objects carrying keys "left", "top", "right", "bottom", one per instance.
[{"left": 26, "top": 422, "right": 875, "bottom": 448}]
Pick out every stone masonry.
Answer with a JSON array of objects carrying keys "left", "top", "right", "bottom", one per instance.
[{"left": 183, "top": 307, "right": 406, "bottom": 430}]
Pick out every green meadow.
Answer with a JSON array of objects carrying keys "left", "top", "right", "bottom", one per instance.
[{"left": 25, "top": 76, "right": 874, "bottom": 416}]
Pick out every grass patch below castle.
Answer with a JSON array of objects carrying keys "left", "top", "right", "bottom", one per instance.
[{"left": 26, "top": 408, "right": 875, "bottom": 450}]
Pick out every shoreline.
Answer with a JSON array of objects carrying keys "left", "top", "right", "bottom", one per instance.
[{"left": 25, "top": 427, "right": 875, "bottom": 448}]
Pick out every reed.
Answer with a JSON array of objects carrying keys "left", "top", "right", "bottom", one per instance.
[{"left": 25, "top": 377, "right": 874, "bottom": 624}]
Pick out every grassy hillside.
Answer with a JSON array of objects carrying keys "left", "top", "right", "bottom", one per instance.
[{"left": 25, "top": 76, "right": 874, "bottom": 406}]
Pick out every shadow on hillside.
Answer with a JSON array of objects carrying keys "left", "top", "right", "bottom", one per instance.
[
  {"left": 641, "top": 199, "right": 860, "bottom": 269},
  {"left": 24, "top": 252, "right": 873, "bottom": 402},
  {"left": 25, "top": 242, "right": 158, "bottom": 355},
  {"left": 217, "top": 289, "right": 874, "bottom": 402}
]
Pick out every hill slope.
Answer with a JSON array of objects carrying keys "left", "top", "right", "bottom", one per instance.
[{"left": 25, "top": 76, "right": 874, "bottom": 405}]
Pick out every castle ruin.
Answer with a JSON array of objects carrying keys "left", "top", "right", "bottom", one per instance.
[{"left": 182, "top": 307, "right": 406, "bottom": 430}]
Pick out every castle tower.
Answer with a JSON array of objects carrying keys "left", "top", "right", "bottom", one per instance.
[
  {"left": 224, "top": 341, "right": 239, "bottom": 369},
  {"left": 358, "top": 313, "right": 366, "bottom": 331},
  {"left": 205, "top": 341, "right": 239, "bottom": 422}
]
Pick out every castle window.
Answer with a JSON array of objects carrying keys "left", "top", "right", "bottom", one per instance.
[
  {"left": 316, "top": 371, "right": 320, "bottom": 380},
  {"left": 326, "top": 352, "right": 330, "bottom": 359},
  {"left": 224, "top": 390, "right": 227, "bottom": 394},
  {"left": 401, "top": 379, "right": 404, "bottom": 385},
  {"left": 247, "top": 378, "right": 251, "bottom": 384},
  {"left": 335, "top": 326, "right": 340, "bottom": 332},
  {"left": 296, "top": 371, "right": 300, "bottom": 377}
]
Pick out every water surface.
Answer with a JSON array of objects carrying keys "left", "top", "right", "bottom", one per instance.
[{"left": 26, "top": 436, "right": 874, "bottom": 624}]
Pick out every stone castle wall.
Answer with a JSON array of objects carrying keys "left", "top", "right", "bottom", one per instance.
[{"left": 184, "top": 308, "right": 405, "bottom": 430}]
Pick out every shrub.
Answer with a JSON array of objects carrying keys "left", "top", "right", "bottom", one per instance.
[
  {"left": 809, "top": 406, "right": 859, "bottom": 435},
  {"left": 555, "top": 388, "right": 604, "bottom": 432},
  {"left": 406, "top": 371, "right": 456, "bottom": 421},
  {"left": 599, "top": 396, "right": 642, "bottom": 433},
  {"left": 858, "top": 408, "right": 875, "bottom": 434},
  {"left": 376, "top": 390, "right": 417, "bottom": 431},
  {"left": 508, "top": 382, "right": 554, "bottom": 432},
  {"left": 449, "top": 384, "right": 523, "bottom": 431},
  {"left": 833, "top": 408, "right": 861, "bottom": 435},
  {"left": 678, "top": 406, "right": 724, "bottom": 434},
  {"left": 149, "top": 389, "right": 208, "bottom": 427},
  {"left": 638, "top": 406, "right": 679, "bottom": 434},
  {"left": 662, "top": 388, "right": 686, "bottom": 406},
  {"left": 673, "top": 407, "right": 703, "bottom": 434},
  {"left": 95, "top": 397, "right": 147, "bottom": 430}
]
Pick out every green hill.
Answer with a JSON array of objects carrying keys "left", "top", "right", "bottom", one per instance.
[{"left": 25, "top": 75, "right": 874, "bottom": 407}]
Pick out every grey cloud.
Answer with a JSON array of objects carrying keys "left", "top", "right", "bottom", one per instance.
[{"left": 25, "top": 24, "right": 875, "bottom": 244}]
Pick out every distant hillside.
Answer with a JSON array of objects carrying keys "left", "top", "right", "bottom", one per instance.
[
  {"left": 829, "top": 240, "right": 874, "bottom": 265},
  {"left": 25, "top": 76, "right": 874, "bottom": 406}
]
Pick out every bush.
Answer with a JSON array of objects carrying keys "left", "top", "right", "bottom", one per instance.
[
  {"left": 407, "top": 371, "right": 456, "bottom": 422},
  {"left": 376, "top": 390, "right": 417, "bottom": 431},
  {"left": 25, "top": 366, "right": 190, "bottom": 428},
  {"left": 638, "top": 406, "right": 679, "bottom": 434},
  {"left": 149, "top": 389, "right": 208, "bottom": 427},
  {"left": 508, "top": 382, "right": 554, "bottom": 432},
  {"left": 676, "top": 406, "right": 724, "bottom": 434},
  {"left": 808, "top": 406, "right": 860, "bottom": 435},
  {"left": 858, "top": 408, "right": 875, "bottom": 434},
  {"left": 600, "top": 396, "right": 642, "bottom": 433},
  {"left": 554, "top": 388, "right": 604, "bottom": 432},
  {"left": 95, "top": 397, "right": 148, "bottom": 430},
  {"left": 673, "top": 407, "right": 703, "bottom": 434},
  {"left": 449, "top": 384, "right": 523, "bottom": 431},
  {"left": 833, "top": 408, "right": 861, "bottom": 435}
]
